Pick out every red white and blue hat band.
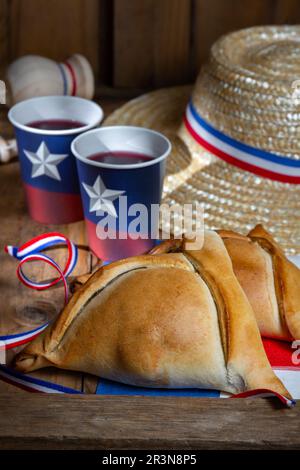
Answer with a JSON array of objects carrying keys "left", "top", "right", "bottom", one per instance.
[{"left": 184, "top": 101, "right": 300, "bottom": 184}]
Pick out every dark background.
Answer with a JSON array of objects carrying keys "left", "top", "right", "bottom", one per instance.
[{"left": 1, "top": 0, "right": 300, "bottom": 93}]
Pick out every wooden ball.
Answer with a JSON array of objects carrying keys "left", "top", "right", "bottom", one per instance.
[{"left": 6, "top": 54, "right": 95, "bottom": 105}]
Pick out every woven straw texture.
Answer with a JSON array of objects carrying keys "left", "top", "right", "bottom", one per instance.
[{"left": 104, "top": 26, "right": 300, "bottom": 254}]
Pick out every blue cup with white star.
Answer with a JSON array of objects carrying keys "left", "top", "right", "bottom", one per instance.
[
  {"left": 71, "top": 126, "right": 171, "bottom": 261},
  {"left": 8, "top": 96, "right": 103, "bottom": 224}
]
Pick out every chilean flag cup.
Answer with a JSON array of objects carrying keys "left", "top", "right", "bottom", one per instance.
[
  {"left": 8, "top": 96, "right": 103, "bottom": 224},
  {"left": 72, "top": 126, "right": 171, "bottom": 261}
]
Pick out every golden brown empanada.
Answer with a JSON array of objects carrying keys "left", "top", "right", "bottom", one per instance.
[
  {"left": 219, "top": 225, "right": 300, "bottom": 341},
  {"left": 14, "top": 231, "right": 290, "bottom": 398}
]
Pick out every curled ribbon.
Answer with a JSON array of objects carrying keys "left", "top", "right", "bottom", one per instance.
[{"left": 4, "top": 232, "right": 78, "bottom": 305}]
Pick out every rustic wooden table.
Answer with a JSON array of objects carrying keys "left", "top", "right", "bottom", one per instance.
[{"left": 0, "top": 100, "right": 299, "bottom": 450}]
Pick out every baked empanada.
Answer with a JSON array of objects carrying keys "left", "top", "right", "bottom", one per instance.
[
  {"left": 219, "top": 225, "right": 300, "bottom": 341},
  {"left": 14, "top": 231, "right": 290, "bottom": 398},
  {"left": 152, "top": 225, "right": 300, "bottom": 342}
]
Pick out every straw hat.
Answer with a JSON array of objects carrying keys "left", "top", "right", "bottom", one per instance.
[{"left": 104, "top": 26, "right": 300, "bottom": 254}]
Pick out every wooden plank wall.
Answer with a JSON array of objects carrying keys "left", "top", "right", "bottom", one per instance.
[
  {"left": 113, "top": 0, "right": 192, "bottom": 88},
  {"left": 0, "top": 0, "right": 300, "bottom": 89},
  {"left": 0, "top": 0, "right": 101, "bottom": 76}
]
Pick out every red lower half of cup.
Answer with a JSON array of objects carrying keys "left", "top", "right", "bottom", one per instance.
[
  {"left": 23, "top": 183, "right": 84, "bottom": 224},
  {"left": 85, "top": 218, "right": 155, "bottom": 261}
]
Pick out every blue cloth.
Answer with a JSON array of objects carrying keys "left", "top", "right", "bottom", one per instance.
[{"left": 96, "top": 378, "right": 220, "bottom": 397}]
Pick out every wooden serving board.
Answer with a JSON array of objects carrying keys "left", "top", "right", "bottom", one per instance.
[{"left": 1, "top": 100, "right": 300, "bottom": 450}]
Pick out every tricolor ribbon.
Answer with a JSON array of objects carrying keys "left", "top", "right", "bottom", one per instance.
[
  {"left": 0, "top": 365, "right": 81, "bottom": 394},
  {"left": 0, "top": 232, "right": 78, "bottom": 349},
  {"left": 5, "top": 232, "right": 78, "bottom": 302},
  {"left": 184, "top": 101, "right": 300, "bottom": 184},
  {"left": 1, "top": 232, "right": 78, "bottom": 350},
  {"left": 232, "top": 389, "right": 296, "bottom": 408},
  {"left": 0, "top": 364, "right": 294, "bottom": 406},
  {"left": 0, "top": 323, "right": 49, "bottom": 350}
]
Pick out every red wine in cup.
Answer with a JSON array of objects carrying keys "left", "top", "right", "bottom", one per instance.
[
  {"left": 27, "top": 119, "right": 86, "bottom": 131},
  {"left": 89, "top": 151, "right": 153, "bottom": 165}
]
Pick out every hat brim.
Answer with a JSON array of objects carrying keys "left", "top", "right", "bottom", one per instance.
[{"left": 104, "top": 85, "right": 300, "bottom": 254}]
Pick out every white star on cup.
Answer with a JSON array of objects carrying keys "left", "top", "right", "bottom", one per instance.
[
  {"left": 82, "top": 175, "right": 125, "bottom": 218},
  {"left": 24, "top": 142, "right": 68, "bottom": 181}
]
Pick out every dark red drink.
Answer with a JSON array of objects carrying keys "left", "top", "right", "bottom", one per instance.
[
  {"left": 89, "top": 151, "right": 153, "bottom": 165},
  {"left": 26, "top": 119, "right": 86, "bottom": 131}
]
